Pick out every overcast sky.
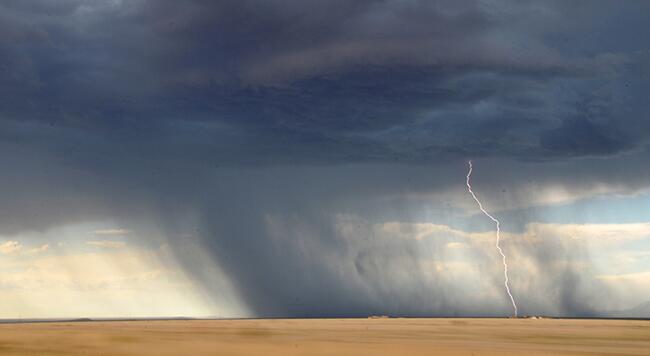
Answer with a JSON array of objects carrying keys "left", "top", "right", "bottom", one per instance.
[{"left": 1, "top": 0, "right": 649, "bottom": 318}]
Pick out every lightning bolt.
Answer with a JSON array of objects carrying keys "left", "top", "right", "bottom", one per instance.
[{"left": 466, "top": 160, "right": 518, "bottom": 317}]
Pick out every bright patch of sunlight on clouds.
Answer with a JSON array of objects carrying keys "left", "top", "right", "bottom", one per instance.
[
  {"left": 92, "top": 229, "right": 132, "bottom": 236},
  {"left": 86, "top": 240, "right": 126, "bottom": 249},
  {"left": 0, "top": 241, "right": 21, "bottom": 255},
  {"left": 342, "top": 218, "right": 650, "bottom": 310},
  {"left": 0, "top": 227, "right": 249, "bottom": 319}
]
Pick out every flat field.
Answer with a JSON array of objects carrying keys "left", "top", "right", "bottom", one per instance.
[{"left": 0, "top": 318, "right": 648, "bottom": 355}]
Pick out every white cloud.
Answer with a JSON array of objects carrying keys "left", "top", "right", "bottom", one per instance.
[
  {"left": 92, "top": 229, "right": 131, "bottom": 236},
  {"left": 27, "top": 244, "right": 49, "bottom": 254},
  {"left": 597, "top": 271, "right": 650, "bottom": 283},
  {"left": 446, "top": 242, "right": 469, "bottom": 249},
  {"left": 0, "top": 241, "right": 21, "bottom": 255},
  {"left": 394, "top": 181, "right": 648, "bottom": 217},
  {"left": 392, "top": 221, "right": 650, "bottom": 246},
  {"left": 87, "top": 240, "right": 126, "bottom": 249},
  {"left": 377, "top": 222, "right": 467, "bottom": 241},
  {"left": 0, "top": 242, "right": 49, "bottom": 256},
  {"left": 596, "top": 271, "right": 650, "bottom": 307},
  {"left": 517, "top": 183, "right": 638, "bottom": 209},
  {"left": 0, "top": 246, "right": 244, "bottom": 319},
  {"left": 524, "top": 222, "right": 650, "bottom": 245}
]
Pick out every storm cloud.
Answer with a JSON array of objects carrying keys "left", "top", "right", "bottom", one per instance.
[{"left": 1, "top": 0, "right": 649, "bottom": 317}]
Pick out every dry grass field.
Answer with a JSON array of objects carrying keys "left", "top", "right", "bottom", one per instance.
[{"left": 0, "top": 318, "right": 648, "bottom": 355}]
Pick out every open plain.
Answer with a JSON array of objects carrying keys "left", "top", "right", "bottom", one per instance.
[{"left": 0, "top": 318, "right": 648, "bottom": 355}]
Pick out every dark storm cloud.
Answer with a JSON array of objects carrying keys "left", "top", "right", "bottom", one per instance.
[
  {"left": 541, "top": 118, "right": 630, "bottom": 157},
  {"left": 1, "top": 0, "right": 647, "bottom": 163},
  {"left": 1, "top": 0, "right": 649, "bottom": 317}
]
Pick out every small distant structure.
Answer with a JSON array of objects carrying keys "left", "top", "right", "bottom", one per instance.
[
  {"left": 368, "top": 315, "right": 390, "bottom": 319},
  {"left": 523, "top": 315, "right": 547, "bottom": 320}
]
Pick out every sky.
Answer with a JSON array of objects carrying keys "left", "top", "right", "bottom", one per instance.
[{"left": 1, "top": 0, "right": 650, "bottom": 318}]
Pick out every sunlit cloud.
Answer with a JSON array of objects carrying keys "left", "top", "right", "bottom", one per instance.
[
  {"left": 597, "top": 271, "right": 650, "bottom": 283},
  {"left": 446, "top": 242, "right": 469, "bottom": 249},
  {"left": 597, "top": 271, "right": 650, "bottom": 308},
  {"left": 378, "top": 221, "right": 650, "bottom": 246},
  {"left": 0, "top": 241, "right": 21, "bottom": 255},
  {"left": 333, "top": 217, "right": 650, "bottom": 314},
  {"left": 523, "top": 223, "right": 650, "bottom": 246},
  {"left": 0, "top": 241, "right": 249, "bottom": 319},
  {"left": 27, "top": 244, "right": 49, "bottom": 255},
  {"left": 86, "top": 240, "right": 127, "bottom": 249},
  {"left": 92, "top": 229, "right": 132, "bottom": 236}
]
